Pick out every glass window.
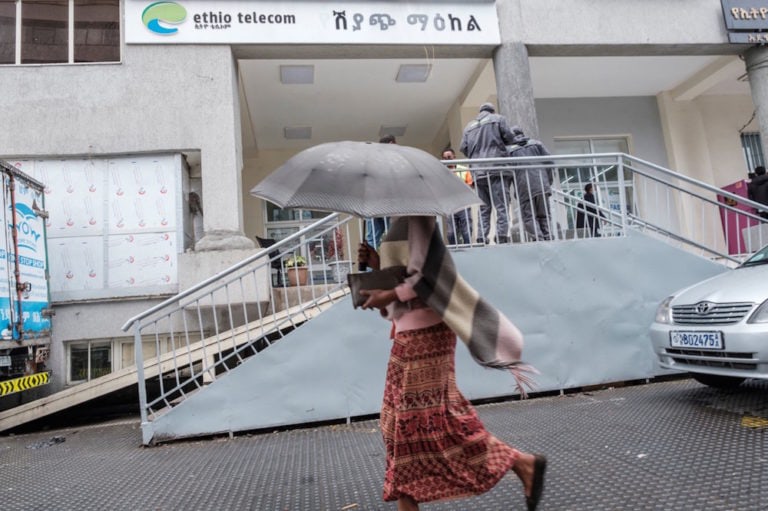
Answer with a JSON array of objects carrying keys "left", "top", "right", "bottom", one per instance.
[
  {"left": 21, "top": 0, "right": 68, "bottom": 64},
  {"left": 68, "top": 340, "right": 112, "bottom": 383},
  {"left": 553, "top": 136, "right": 633, "bottom": 231},
  {"left": 90, "top": 342, "right": 111, "bottom": 378},
  {"left": 0, "top": 0, "right": 16, "bottom": 65},
  {"left": 5, "top": 0, "right": 120, "bottom": 65},
  {"left": 69, "top": 343, "right": 89, "bottom": 382},
  {"left": 741, "top": 132, "right": 764, "bottom": 175},
  {"left": 592, "top": 138, "right": 630, "bottom": 181},
  {"left": 266, "top": 202, "right": 329, "bottom": 223},
  {"left": 551, "top": 139, "right": 590, "bottom": 185},
  {"left": 120, "top": 339, "right": 160, "bottom": 368},
  {"left": 74, "top": 0, "right": 119, "bottom": 63}
]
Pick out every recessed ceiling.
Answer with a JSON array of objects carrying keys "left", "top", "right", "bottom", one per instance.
[
  {"left": 239, "top": 58, "right": 484, "bottom": 153},
  {"left": 239, "top": 55, "right": 749, "bottom": 154},
  {"left": 529, "top": 56, "right": 747, "bottom": 98}
]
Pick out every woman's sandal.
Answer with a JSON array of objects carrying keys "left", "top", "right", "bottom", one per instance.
[{"left": 525, "top": 454, "right": 547, "bottom": 511}]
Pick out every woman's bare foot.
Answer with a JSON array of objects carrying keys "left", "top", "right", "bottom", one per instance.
[
  {"left": 512, "top": 452, "right": 537, "bottom": 497},
  {"left": 397, "top": 494, "right": 419, "bottom": 511},
  {"left": 513, "top": 452, "right": 547, "bottom": 511}
]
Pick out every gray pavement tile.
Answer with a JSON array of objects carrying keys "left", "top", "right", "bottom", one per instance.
[{"left": 1, "top": 378, "right": 767, "bottom": 510}]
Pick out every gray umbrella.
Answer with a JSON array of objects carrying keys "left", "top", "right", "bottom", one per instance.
[{"left": 249, "top": 141, "right": 481, "bottom": 217}]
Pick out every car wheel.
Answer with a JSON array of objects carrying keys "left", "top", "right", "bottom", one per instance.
[{"left": 691, "top": 373, "right": 746, "bottom": 388}]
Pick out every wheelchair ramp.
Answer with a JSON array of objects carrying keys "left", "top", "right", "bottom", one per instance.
[{"left": 144, "top": 230, "right": 727, "bottom": 444}]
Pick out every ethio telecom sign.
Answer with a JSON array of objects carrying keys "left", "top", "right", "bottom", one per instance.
[{"left": 126, "top": 1, "right": 500, "bottom": 45}]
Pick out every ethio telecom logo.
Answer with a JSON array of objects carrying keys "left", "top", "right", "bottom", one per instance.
[{"left": 142, "top": 2, "right": 187, "bottom": 35}]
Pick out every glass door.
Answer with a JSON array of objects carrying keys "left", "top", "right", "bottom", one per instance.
[
  {"left": 553, "top": 136, "right": 632, "bottom": 234},
  {"left": 263, "top": 203, "right": 340, "bottom": 282}
]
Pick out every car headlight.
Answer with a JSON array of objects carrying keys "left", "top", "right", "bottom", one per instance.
[
  {"left": 748, "top": 299, "right": 768, "bottom": 324},
  {"left": 655, "top": 296, "right": 674, "bottom": 324}
]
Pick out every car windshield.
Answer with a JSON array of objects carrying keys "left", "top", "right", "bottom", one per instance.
[{"left": 740, "top": 244, "right": 768, "bottom": 267}]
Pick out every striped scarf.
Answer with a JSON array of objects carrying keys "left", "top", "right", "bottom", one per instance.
[{"left": 379, "top": 216, "right": 537, "bottom": 396}]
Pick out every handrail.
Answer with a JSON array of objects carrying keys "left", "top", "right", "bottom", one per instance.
[
  {"left": 623, "top": 153, "right": 768, "bottom": 211},
  {"left": 626, "top": 161, "right": 767, "bottom": 224},
  {"left": 121, "top": 212, "right": 342, "bottom": 332},
  {"left": 449, "top": 150, "right": 767, "bottom": 210}
]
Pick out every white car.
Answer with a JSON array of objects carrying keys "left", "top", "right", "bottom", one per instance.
[{"left": 649, "top": 244, "right": 768, "bottom": 388}]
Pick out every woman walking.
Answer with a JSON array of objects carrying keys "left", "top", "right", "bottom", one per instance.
[{"left": 357, "top": 216, "right": 547, "bottom": 511}]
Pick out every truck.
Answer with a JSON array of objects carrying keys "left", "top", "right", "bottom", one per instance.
[{"left": 0, "top": 160, "right": 52, "bottom": 398}]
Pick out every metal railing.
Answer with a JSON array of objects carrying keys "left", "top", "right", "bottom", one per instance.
[
  {"left": 121, "top": 213, "right": 357, "bottom": 438},
  {"left": 446, "top": 152, "right": 768, "bottom": 263},
  {"left": 122, "top": 152, "right": 768, "bottom": 442}
]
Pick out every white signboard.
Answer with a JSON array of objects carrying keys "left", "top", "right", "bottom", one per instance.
[
  {"left": 125, "top": 1, "right": 500, "bottom": 45},
  {"left": 13, "top": 155, "right": 183, "bottom": 301}
]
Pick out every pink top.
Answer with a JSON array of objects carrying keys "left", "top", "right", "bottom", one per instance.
[{"left": 391, "top": 282, "right": 443, "bottom": 334}]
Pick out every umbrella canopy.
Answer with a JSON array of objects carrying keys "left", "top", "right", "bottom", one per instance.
[{"left": 249, "top": 141, "right": 481, "bottom": 217}]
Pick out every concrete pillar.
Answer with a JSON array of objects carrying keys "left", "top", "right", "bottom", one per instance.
[
  {"left": 492, "top": 41, "right": 539, "bottom": 139},
  {"left": 195, "top": 50, "right": 254, "bottom": 252},
  {"left": 745, "top": 46, "right": 768, "bottom": 163}
]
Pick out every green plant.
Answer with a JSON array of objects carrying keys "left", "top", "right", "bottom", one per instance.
[{"left": 285, "top": 254, "right": 307, "bottom": 268}]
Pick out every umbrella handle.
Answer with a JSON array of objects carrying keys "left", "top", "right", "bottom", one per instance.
[{"left": 359, "top": 219, "right": 368, "bottom": 271}]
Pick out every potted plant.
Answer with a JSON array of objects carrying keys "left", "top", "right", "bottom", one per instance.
[{"left": 284, "top": 254, "right": 309, "bottom": 286}]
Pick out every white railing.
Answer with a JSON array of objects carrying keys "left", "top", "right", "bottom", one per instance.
[
  {"left": 121, "top": 213, "right": 357, "bottom": 436},
  {"left": 122, "top": 152, "right": 768, "bottom": 442},
  {"left": 447, "top": 152, "right": 768, "bottom": 263}
]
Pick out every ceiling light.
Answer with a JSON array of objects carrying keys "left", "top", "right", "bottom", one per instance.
[
  {"left": 379, "top": 126, "right": 407, "bottom": 138},
  {"left": 280, "top": 65, "right": 314, "bottom": 84},
  {"left": 396, "top": 64, "right": 431, "bottom": 83},
  {"left": 283, "top": 126, "right": 312, "bottom": 140}
]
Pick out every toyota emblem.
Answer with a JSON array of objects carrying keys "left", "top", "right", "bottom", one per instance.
[{"left": 696, "top": 302, "right": 713, "bottom": 315}]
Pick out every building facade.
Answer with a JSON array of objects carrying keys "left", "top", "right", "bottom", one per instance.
[{"left": 0, "top": 0, "right": 766, "bottom": 397}]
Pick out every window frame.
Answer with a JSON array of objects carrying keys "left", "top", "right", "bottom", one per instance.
[
  {"left": 552, "top": 135, "right": 634, "bottom": 234},
  {"left": 67, "top": 338, "right": 113, "bottom": 384},
  {"left": 2, "top": 0, "right": 120, "bottom": 66},
  {"left": 740, "top": 132, "right": 765, "bottom": 174}
]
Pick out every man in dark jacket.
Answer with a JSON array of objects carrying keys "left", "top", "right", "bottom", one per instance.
[
  {"left": 459, "top": 103, "right": 516, "bottom": 244},
  {"left": 748, "top": 165, "right": 768, "bottom": 219},
  {"left": 507, "top": 127, "right": 554, "bottom": 241}
]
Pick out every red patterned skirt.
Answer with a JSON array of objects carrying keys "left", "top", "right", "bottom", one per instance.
[{"left": 380, "top": 322, "right": 519, "bottom": 503}]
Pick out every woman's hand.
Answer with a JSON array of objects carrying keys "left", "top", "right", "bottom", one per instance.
[
  {"left": 357, "top": 242, "right": 380, "bottom": 270},
  {"left": 360, "top": 289, "right": 397, "bottom": 311}
]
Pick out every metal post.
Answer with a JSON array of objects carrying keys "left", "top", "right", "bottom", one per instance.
[
  {"left": 133, "top": 321, "right": 152, "bottom": 445},
  {"left": 617, "top": 158, "right": 628, "bottom": 234}
]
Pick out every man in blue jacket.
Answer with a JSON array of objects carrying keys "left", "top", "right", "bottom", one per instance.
[{"left": 460, "top": 103, "right": 516, "bottom": 244}]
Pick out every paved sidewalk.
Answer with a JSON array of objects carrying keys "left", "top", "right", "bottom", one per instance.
[{"left": 2, "top": 378, "right": 767, "bottom": 511}]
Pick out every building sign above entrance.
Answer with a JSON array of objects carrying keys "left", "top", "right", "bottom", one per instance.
[
  {"left": 721, "top": 0, "right": 768, "bottom": 44},
  {"left": 126, "top": 1, "right": 500, "bottom": 45}
]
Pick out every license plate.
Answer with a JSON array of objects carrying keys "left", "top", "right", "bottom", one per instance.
[
  {"left": 670, "top": 331, "right": 723, "bottom": 349},
  {"left": 0, "top": 355, "right": 10, "bottom": 367}
]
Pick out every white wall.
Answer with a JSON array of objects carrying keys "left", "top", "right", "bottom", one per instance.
[
  {"left": 0, "top": 45, "right": 243, "bottom": 239},
  {"left": 505, "top": 0, "right": 733, "bottom": 54},
  {"left": 694, "top": 94, "right": 758, "bottom": 186},
  {"left": 0, "top": 45, "right": 250, "bottom": 392},
  {"left": 536, "top": 96, "right": 669, "bottom": 166}
]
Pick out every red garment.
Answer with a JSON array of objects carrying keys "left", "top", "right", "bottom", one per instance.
[{"left": 380, "top": 322, "right": 519, "bottom": 503}]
